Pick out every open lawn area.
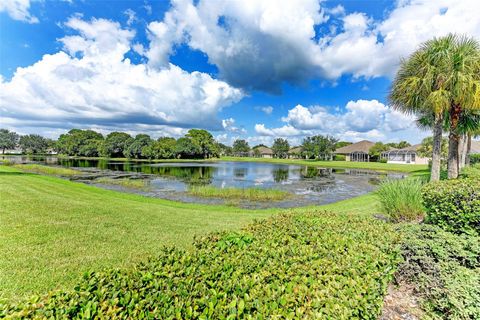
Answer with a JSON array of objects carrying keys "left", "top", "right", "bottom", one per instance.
[
  {"left": 220, "top": 156, "right": 429, "bottom": 173},
  {"left": 0, "top": 164, "right": 382, "bottom": 303},
  {"left": 0, "top": 165, "right": 275, "bottom": 301}
]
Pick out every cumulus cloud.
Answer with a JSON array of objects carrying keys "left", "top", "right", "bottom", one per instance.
[
  {"left": 222, "top": 118, "right": 246, "bottom": 134},
  {"left": 255, "top": 99, "right": 418, "bottom": 142},
  {"left": 0, "top": 0, "right": 38, "bottom": 23},
  {"left": 144, "top": 0, "right": 480, "bottom": 91},
  {"left": 260, "top": 106, "right": 273, "bottom": 115},
  {"left": 0, "top": 17, "right": 243, "bottom": 135}
]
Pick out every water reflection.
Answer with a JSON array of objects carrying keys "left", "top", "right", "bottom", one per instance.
[{"left": 1, "top": 155, "right": 405, "bottom": 208}]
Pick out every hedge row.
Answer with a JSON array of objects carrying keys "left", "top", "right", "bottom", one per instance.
[
  {"left": 397, "top": 224, "right": 480, "bottom": 320},
  {"left": 2, "top": 211, "right": 400, "bottom": 319},
  {"left": 422, "top": 178, "right": 480, "bottom": 235}
]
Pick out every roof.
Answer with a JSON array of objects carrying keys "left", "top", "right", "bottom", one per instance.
[
  {"left": 254, "top": 146, "right": 273, "bottom": 154},
  {"left": 470, "top": 140, "right": 480, "bottom": 154},
  {"left": 382, "top": 144, "right": 421, "bottom": 154},
  {"left": 288, "top": 146, "right": 302, "bottom": 153},
  {"left": 334, "top": 140, "right": 375, "bottom": 154}
]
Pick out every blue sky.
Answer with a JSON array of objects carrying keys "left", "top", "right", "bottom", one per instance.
[{"left": 1, "top": 0, "right": 479, "bottom": 146}]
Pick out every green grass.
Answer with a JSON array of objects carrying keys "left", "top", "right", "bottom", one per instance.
[
  {"left": 188, "top": 185, "right": 290, "bottom": 201},
  {"left": 0, "top": 165, "right": 274, "bottom": 302},
  {"left": 12, "top": 164, "right": 80, "bottom": 176},
  {"left": 95, "top": 177, "right": 149, "bottom": 189},
  {"left": 375, "top": 179, "right": 425, "bottom": 222},
  {"left": 221, "top": 156, "right": 429, "bottom": 173}
]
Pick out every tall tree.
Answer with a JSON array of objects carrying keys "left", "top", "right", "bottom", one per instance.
[
  {"left": 302, "top": 135, "right": 338, "bottom": 160},
  {"left": 175, "top": 137, "right": 201, "bottom": 159},
  {"left": 232, "top": 139, "right": 250, "bottom": 156},
  {"left": 18, "top": 134, "right": 49, "bottom": 154},
  {"left": 0, "top": 129, "right": 19, "bottom": 154},
  {"left": 100, "top": 132, "right": 132, "bottom": 158},
  {"left": 390, "top": 34, "right": 480, "bottom": 180},
  {"left": 124, "top": 134, "right": 152, "bottom": 159},
  {"left": 185, "top": 129, "right": 217, "bottom": 159},
  {"left": 272, "top": 138, "right": 290, "bottom": 159},
  {"left": 56, "top": 129, "right": 103, "bottom": 156}
]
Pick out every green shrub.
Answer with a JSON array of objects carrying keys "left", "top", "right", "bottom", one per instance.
[
  {"left": 379, "top": 158, "right": 388, "bottom": 163},
  {"left": 470, "top": 154, "right": 480, "bottom": 165},
  {"left": 2, "top": 210, "right": 400, "bottom": 319},
  {"left": 375, "top": 178, "right": 425, "bottom": 222},
  {"left": 422, "top": 179, "right": 480, "bottom": 235},
  {"left": 460, "top": 163, "right": 480, "bottom": 179},
  {"left": 334, "top": 154, "right": 346, "bottom": 161},
  {"left": 397, "top": 224, "right": 480, "bottom": 320}
]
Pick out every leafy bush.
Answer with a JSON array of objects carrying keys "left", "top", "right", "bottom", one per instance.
[
  {"left": 334, "top": 154, "right": 346, "bottom": 161},
  {"left": 422, "top": 179, "right": 480, "bottom": 235},
  {"left": 379, "top": 158, "right": 388, "bottom": 163},
  {"left": 376, "top": 178, "right": 425, "bottom": 222},
  {"left": 470, "top": 154, "right": 480, "bottom": 165},
  {"left": 2, "top": 210, "right": 400, "bottom": 319},
  {"left": 396, "top": 224, "right": 480, "bottom": 320},
  {"left": 460, "top": 163, "right": 480, "bottom": 179}
]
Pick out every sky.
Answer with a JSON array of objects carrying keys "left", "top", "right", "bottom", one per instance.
[{"left": 1, "top": 0, "right": 479, "bottom": 146}]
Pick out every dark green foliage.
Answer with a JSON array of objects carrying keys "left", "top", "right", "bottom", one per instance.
[
  {"left": 334, "top": 154, "right": 346, "bottom": 161},
  {"left": 175, "top": 137, "right": 202, "bottom": 159},
  {"left": 368, "top": 142, "right": 390, "bottom": 160},
  {"left": 422, "top": 179, "right": 480, "bottom": 235},
  {"left": 386, "top": 141, "right": 411, "bottom": 149},
  {"left": 0, "top": 129, "right": 19, "bottom": 153},
  {"left": 302, "top": 135, "right": 337, "bottom": 159},
  {"left": 232, "top": 139, "right": 250, "bottom": 156},
  {"left": 100, "top": 132, "right": 133, "bottom": 158},
  {"left": 124, "top": 134, "right": 152, "bottom": 159},
  {"left": 469, "top": 154, "right": 480, "bottom": 165},
  {"left": 18, "top": 134, "right": 50, "bottom": 154},
  {"left": 397, "top": 224, "right": 480, "bottom": 320},
  {"left": 334, "top": 141, "right": 352, "bottom": 149},
  {"left": 56, "top": 129, "right": 104, "bottom": 157},
  {"left": 460, "top": 163, "right": 480, "bottom": 179},
  {"left": 271, "top": 138, "right": 289, "bottom": 158},
  {"left": 142, "top": 137, "right": 177, "bottom": 159},
  {"left": 185, "top": 129, "right": 218, "bottom": 159},
  {"left": 3, "top": 210, "right": 400, "bottom": 319}
]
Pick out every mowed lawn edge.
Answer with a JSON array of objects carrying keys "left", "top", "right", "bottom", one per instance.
[
  {"left": 0, "top": 164, "right": 389, "bottom": 306},
  {"left": 0, "top": 165, "right": 274, "bottom": 301}
]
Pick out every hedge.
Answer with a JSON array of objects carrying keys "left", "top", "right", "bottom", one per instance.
[
  {"left": 422, "top": 178, "right": 480, "bottom": 235},
  {"left": 2, "top": 210, "right": 400, "bottom": 319}
]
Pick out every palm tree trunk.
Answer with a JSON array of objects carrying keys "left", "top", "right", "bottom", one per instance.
[
  {"left": 447, "top": 103, "right": 462, "bottom": 179},
  {"left": 466, "top": 134, "right": 472, "bottom": 166},
  {"left": 430, "top": 114, "right": 443, "bottom": 181},
  {"left": 458, "top": 134, "right": 465, "bottom": 170}
]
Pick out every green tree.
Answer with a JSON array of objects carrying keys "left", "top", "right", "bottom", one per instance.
[
  {"left": 142, "top": 137, "right": 177, "bottom": 159},
  {"left": 124, "top": 134, "right": 152, "bottom": 159},
  {"left": 0, "top": 129, "right": 19, "bottom": 154},
  {"left": 368, "top": 142, "right": 390, "bottom": 161},
  {"left": 56, "top": 129, "right": 103, "bottom": 156},
  {"left": 216, "top": 143, "right": 232, "bottom": 156},
  {"left": 185, "top": 129, "right": 217, "bottom": 159},
  {"left": 175, "top": 137, "right": 201, "bottom": 159},
  {"left": 335, "top": 141, "right": 352, "bottom": 149},
  {"left": 232, "top": 139, "right": 250, "bottom": 156},
  {"left": 302, "top": 135, "right": 338, "bottom": 160},
  {"left": 390, "top": 34, "right": 480, "bottom": 179},
  {"left": 417, "top": 136, "right": 448, "bottom": 161},
  {"left": 18, "top": 134, "right": 49, "bottom": 154},
  {"left": 272, "top": 138, "right": 290, "bottom": 158},
  {"left": 100, "top": 132, "right": 132, "bottom": 158},
  {"left": 386, "top": 141, "right": 411, "bottom": 149}
]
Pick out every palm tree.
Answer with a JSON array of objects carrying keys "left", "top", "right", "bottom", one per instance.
[{"left": 390, "top": 34, "right": 480, "bottom": 180}]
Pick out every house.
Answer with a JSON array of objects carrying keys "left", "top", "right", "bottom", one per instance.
[
  {"left": 252, "top": 146, "right": 274, "bottom": 158},
  {"left": 381, "top": 144, "right": 429, "bottom": 165},
  {"left": 470, "top": 140, "right": 480, "bottom": 155},
  {"left": 334, "top": 140, "right": 375, "bottom": 162},
  {"left": 288, "top": 146, "right": 303, "bottom": 159}
]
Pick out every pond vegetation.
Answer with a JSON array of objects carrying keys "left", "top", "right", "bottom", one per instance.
[
  {"left": 12, "top": 163, "right": 80, "bottom": 176},
  {"left": 94, "top": 177, "right": 150, "bottom": 189},
  {"left": 187, "top": 185, "right": 290, "bottom": 201}
]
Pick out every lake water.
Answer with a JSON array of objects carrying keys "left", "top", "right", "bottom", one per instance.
[{"left": 3, "top": 156, "right": 405, "bottom": 208}]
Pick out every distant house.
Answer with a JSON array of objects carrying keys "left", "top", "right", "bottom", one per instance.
[
  {"left": 2, "top": 147, "right": 22, "bottom": 154},
  {"left": 381, "top": 144, "right": 429, "bottom": 165},
  {"left": 288, "top": 146, "right": 303, "bottom": 159},
  {"left": 334, "top": 140, "right": 375, "bottom": 162},
  {"left": 252, "top": 146, "right": 274, "bottom": 158},
  {"left": 470, "top": 140, "right": 480, "bottom": 155}
]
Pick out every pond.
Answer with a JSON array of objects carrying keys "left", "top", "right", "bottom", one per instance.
[{"left": 3, "top": 156, "right": 405, "bottom": 208}]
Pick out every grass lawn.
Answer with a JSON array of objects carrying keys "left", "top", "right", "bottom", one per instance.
[
  {"left": 0, "top": 164, "right": 387, "bottom": 304},
  {"left": 220, "top": 156, "right": 429, "bottom": 173},
  {"left": 0, "top": 165, "right": 275, "bottom": 302}
]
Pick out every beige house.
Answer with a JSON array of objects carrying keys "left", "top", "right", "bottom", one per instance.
[
  {"left": 334, "top": 140, "right": 375, "bottom": 162},
  {"left": 252, "top": 146, "right": 274, "bottom": 158},
  {"left": 381, "top": 144, "right": 429, "bottom": 165},
  {"left": 288, "top": 146, "right": 303, "bottom": 159}
]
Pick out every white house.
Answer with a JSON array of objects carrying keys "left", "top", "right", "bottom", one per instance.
[{"left": 381, "top": 144, "right": 429, "bottom": 165}]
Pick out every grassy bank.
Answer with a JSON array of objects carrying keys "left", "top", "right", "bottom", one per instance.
[
  {"left": 11, "top": 164, "right": 80, "bottom": 176},
  {"left": 188, "top": 185, "right": 290, "bottom": 201},
  {"left": 221, "top": 156, "right": 429, "bottom": 173},
  {"left": 0, "top": 165, "right": 274, "bottom": 301},
  {"left": 94, "top": 177, "right": 149, "bottom": 189}
]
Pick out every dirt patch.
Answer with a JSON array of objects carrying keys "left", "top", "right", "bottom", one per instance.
[{"left": 380, "top": 283, "right": 424, "bottom": 320}]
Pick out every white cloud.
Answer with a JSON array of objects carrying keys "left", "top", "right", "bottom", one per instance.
[
  {"left": 261, "top": 106, "right": 273, "bottom": 115},
  {"left": 222, "top": 118, "right": 246, "bottom": 134},
  {"left": 144, "top": 0, "right": 480, "bottom": 90},
  {"left": 255, "top": 99, "right": 421, "bottom": 142},
  {"left": 0, "top": 0, "right": 38, "bottom": 23},
  {"left": 0, "top": 17, "right": 243, "bottom": 136},
  {"left": 124, "top": 9, "right": 137, "bottom": 26}
]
